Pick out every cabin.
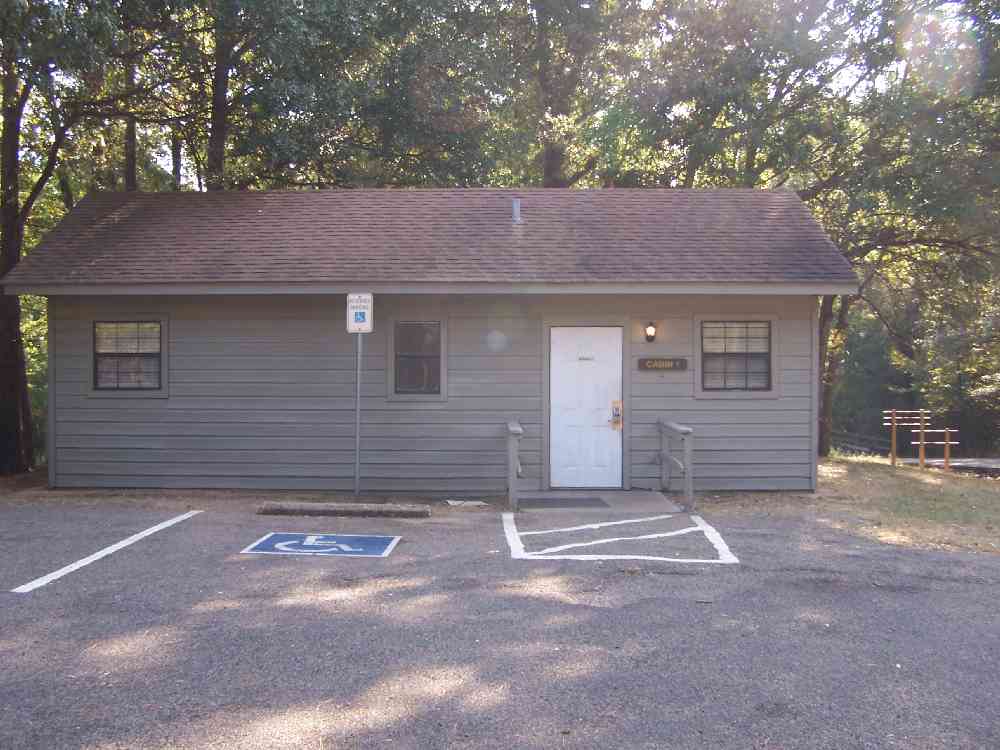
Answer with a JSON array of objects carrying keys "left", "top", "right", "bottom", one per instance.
[{"left": 1, "top": 189, "right": 857, "bottom": 495}]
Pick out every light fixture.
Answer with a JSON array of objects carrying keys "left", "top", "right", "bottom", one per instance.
[{"left": 644, "top": 322, "right": 657, "bottom": 343}]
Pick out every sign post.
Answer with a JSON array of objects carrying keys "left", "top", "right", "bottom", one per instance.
[{"left": 347, "top": 293, "right": 374, "bottom": 495}]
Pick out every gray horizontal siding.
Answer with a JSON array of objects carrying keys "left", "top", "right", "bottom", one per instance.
[
  {"left": 628, "top": 305, "right": 815, "bottom": 492},
  {"left": 51, "top": 293, "right": 816, "bottom": 493},
  {"left": 52, "top": 295, "right": 543, "bottom": 494}
]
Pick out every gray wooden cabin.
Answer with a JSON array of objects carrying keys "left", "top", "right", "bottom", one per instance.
[{"left": 2, "top": 189, "right": 857, "bottom": 494}]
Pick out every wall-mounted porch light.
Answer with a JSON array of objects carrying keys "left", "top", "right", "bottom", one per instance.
[{"left": 644, "top": 322, "right": 657, "bottom": 343}]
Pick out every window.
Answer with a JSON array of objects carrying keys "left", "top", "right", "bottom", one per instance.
[
  {"left": 394, "top": 322, "right": 442, "bottom": 395},
  {"left": 701, "top": 321, "right": 771, "bottom": 391},
  {"left": 94, "top": 322, "right": 162, "bottom": 390}
]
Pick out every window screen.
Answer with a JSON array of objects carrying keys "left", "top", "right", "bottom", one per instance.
[
  {"left": 701, "top": 321, "right": 771, "bottom": 391},
  {"left": 94, "top": 322, "right": 162, "bottom": 390},
  {"left": 394, "top": 322, "right": 441, "bottom": 395}
]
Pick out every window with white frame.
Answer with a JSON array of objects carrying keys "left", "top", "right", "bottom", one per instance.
[
  {"left": 93, "top": 321, "right": 162, "bottom": 390},
  {"left": 701, "top": 321, "right": 771, "bottom": 391}
]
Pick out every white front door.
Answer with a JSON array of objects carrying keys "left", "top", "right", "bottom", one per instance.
[{"left": 549, "top": 327, "right": 623, "bottom": 488}]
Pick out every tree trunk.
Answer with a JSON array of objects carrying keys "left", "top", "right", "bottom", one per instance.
[
  {"left": 123, "top": 61, "right": 138, "bottom": 191},
  {"left": 0, "top": 62, "right": 34, "bottom": 474},
  {"left": 171, "top": 130, "right": 182, "bottom": 189},
  {"left": 56, "top": 169, "right": 75, "bottom": 210},
  {"left": 817, "top": 295, "right": 854, "bottom": 456},
  {"left": 205, "top": 13, "right": 233, "bottom": 191},
  {"left": 541, "top": 142, "right": 568, "bottom": 188}
]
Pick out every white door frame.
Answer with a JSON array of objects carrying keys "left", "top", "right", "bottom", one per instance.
[{"left": 543, "top": 320, "right": 631, "bottom": 490}]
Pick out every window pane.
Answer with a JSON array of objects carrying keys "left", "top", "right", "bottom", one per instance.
[
  {"left": 114, "top": 357, "right": 160, "bottom": 388},
  {"left": 95, "top": 322, "right": 160, "bottom": 354},
  {"left": 703, "top": 354, "right": 726, "bottom": 374},
  {"left": 703, "top": 371, "right": 725, "bottom": 389},
  {"left": 396, "top": 356, "right": 440, "bottom": 394},
  {"left": 96, "top": 357, "right": 119, "bottom": 388},
  {"left": 724, "top": 324, "right": 748, "bottom": 353},
  {"left": 396, "top": 322, "right": 440, "bottom": 355},
  {"left": 137, "top": 323, "right": 161, "bottom": 353}
]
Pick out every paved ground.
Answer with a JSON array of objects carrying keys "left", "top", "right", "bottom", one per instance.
[{"left": 1, "top": 498, "right": 998, "bottom": 749}]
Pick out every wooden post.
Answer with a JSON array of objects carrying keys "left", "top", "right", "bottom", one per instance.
[
  {"left": 944, "top": 428, "right": 951, "bottom": 471},
  {"left": 918, "top": 410, "right": 926, "bottom": 469},
  {"left": 682, "top": 433, "right": 695, "bottom": 512},
  {"left": 659, "top": 422, "right": 670, "bottom": 492},
  {"left": 506, "top": 421, "right": 524, "bottom": 512},
  {"left": 890, "top": 409, "right": 897, "bottom": 467}
]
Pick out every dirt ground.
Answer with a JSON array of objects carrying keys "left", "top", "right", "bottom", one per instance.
[{"left": 701, "top": 455, "right": 1000, "bottom": 555}]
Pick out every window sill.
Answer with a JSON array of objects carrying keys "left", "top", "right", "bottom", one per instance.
[
  {"left": 87, "top": 389, "right": 169, "bottom": 399},
  {"left": 386, "top": 391, "right": 448, "bottom": 403},
  {"left": 693, "top": 387, "right": 781, "bottom": 400}
]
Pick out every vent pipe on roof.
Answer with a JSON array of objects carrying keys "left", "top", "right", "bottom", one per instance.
[{"left": 512, "top": 197, "right": 522, "bottom": 224}]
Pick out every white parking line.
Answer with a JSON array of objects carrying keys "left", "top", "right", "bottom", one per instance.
[
  {"left": 10, "top": 510, "right": 203, "bottom": 593},
  {"left": 502, "top": 512, "right": 739, "bottom": 564},
  {"left": 517, "top": 514, "right": 675, "bottom": 536}
]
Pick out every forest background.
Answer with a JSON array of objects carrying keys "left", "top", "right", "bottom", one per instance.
[{"left": 1, "top": 0, "right": 997, "bottom": 473}]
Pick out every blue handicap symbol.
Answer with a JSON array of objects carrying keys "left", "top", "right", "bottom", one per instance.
[
  {"left": 354, "top": 311, "right": 366, "bottom": 323},
  {"left": 243, "top": 532, "right": 400, "bottom": 557}
]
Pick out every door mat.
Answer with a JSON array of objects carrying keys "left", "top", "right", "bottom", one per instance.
[{"left": 517, "top": 496, "right": 610, "bottom": 509}]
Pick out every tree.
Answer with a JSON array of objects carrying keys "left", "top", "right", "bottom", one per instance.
[{"left": 0, "top": 0, "right": 127, "bottom": 473}]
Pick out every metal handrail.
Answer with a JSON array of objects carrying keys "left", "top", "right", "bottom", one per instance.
[
  {"left": 506, "top": 420, "right": 524, "bottom": 511},
  {"left": 658, "top": 419, "right": 695, "bottom": 511}
]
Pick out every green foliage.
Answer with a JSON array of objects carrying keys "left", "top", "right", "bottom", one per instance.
[
  {"left": 5, "top": 0, "right": 999, "bottom": 466},
  {"left": 833, "top": 309, "right": 913, "bottom": 439}
]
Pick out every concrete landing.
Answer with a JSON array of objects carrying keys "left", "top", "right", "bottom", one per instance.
[{"left": 515, "top": 490, "right": 682, "bottom": 514}]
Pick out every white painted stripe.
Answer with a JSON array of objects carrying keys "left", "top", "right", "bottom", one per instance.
[
  {"left": 11, "top": 510, "right": 203, "bottom": 593},
  {"left": 501, "top": 512, "right": 740, "bottom": 565},
  {"left": 502, "top": 513, "right": 529, "bottom": 559},
  {"left": 516, "top": 514, "right": 675, "bottom": 536},
  {"left": 530, "top": 526, "right": 701, "bottom": 556},
  {"left": 691, "top": 515, "right": 740, "bottom": 564},
  {"left": 517, "top": 553, "right": 735, "bottom": 563}
]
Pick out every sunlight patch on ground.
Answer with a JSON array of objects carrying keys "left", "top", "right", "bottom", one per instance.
[
  {"left": 498, "top": 573, "right": 582, "bottom": 605},
  {"left": 389, "top": 592, "right": 452, "bottom": 622},
  {"left": 190, "top": 597, "right": 245, "bottom": 614},
  {"left": 818, "top": 462, "right": 848, "bottom": 480},
  {"left": 83, "top": 626, "right": 181, "bottom": 673},
  {"left": 120, "top": 665, "right": 511, "bottom": 750},
  {"left": 273, "top": 575, "right": 432, "bottom": 610}
]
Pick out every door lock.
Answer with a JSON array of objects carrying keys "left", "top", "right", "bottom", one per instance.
[{"left": 610, "top": 400, "right": 623, "bottom": 431}]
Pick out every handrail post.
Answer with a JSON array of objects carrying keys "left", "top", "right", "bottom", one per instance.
[
  {"left": 658, "top": 419, "right": 695, "bottom": 512},
  {"left": 682, "top": 432, "right": 694, "bottom": 511},
  {"left": 506, "top": 421, "right": 524, "bottom": 511},
  {"left": 659, "top": 422, "right": 671, "bottom": 491}
]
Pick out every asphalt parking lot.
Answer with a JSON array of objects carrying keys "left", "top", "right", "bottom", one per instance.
[{"left": 2, "top": 500, "right": 999, "bottom": 749}]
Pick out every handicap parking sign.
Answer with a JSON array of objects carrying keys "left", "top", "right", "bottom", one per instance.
[{"left": 242, "top": 532, "right": 400, "bottom": 557}]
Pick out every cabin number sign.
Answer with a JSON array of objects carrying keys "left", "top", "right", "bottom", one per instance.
[{"left": 638, "top": 358, "right": 688, "bottom": 371}]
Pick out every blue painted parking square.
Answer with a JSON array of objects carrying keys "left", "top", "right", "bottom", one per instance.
[{"left": 242, "top": 532, "right": 400, "bottom": 557}]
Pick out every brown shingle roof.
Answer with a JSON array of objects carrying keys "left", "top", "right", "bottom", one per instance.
[{"left": 3, "top": 188, "right": 857, "bottom": 288}]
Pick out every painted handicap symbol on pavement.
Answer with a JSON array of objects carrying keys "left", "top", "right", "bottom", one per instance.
[{"left": 242, "top": 532, "right": 400, "bottom": 557}]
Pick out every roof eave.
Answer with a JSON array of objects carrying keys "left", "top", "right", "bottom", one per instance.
[{"left": 2, "top": 280, "right": 860, "bottom": 297}]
